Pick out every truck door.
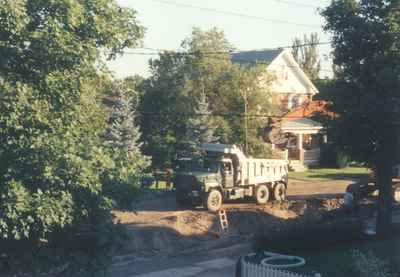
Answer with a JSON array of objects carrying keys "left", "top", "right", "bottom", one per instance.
[{"left": 222, "top": 161, "right": 234, "bottom": 188}]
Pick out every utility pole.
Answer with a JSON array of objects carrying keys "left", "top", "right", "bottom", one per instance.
[{"left": 244, "top": 88, "right": 249, "bottom": 155}]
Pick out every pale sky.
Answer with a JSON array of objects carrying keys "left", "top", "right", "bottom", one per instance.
[{"left": 107, "top": 0, "right": 333, "bottom": 78}]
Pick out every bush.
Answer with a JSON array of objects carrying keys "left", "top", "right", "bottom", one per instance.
[
  {"left": 320, "top": 143, "right": 351, "bottom": 168},
  {"left": 255, "top": 218, "right": 363, "bottom": 253},
  {"left": 351, "top": 250, "right": 394, "bottom": 277},
  {"left": 103, "top": 178, "right": 141, "bottom": 210},
  {"left": 337, "top": 151, "right": 351, "bottom": 168}
]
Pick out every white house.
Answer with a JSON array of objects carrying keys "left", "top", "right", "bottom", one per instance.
[
  {"left": 231, "top": 49, "right": 326, "bottom": 171},
  {"left": 231, "top": 48, "right": 319, "bottom": 112}
]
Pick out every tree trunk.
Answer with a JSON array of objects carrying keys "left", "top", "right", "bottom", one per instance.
[{"left": 375, "top": 161, "right": 393, "bottom": 238}]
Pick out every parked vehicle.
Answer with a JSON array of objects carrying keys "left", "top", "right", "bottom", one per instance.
[
  {"left": 173, "top": 143, "right": 289, "bottom": 211},
  {"left": 358, "top": 164, "right": 400, "bottom": 203}
]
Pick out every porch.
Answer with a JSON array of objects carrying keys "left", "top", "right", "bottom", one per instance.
[{"left": 275, "top": 118, "right": 326, "bottom": 172}]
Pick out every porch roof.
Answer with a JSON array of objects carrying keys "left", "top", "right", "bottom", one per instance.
[{"left": 281, "top": 118, "right": 323, "bottom": 134}]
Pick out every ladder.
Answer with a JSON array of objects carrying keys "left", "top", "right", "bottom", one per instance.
[{"left": 218, "top": 209, "right": 229, "bottom": 233}]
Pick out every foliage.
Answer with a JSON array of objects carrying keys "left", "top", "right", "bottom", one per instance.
[
  {"left": 319, "top": 143, "right": 351, "bottom": 168},
  {"left": 140, "top": 27, "right": 278, "bottom": 167},
  {"left": 103, "top": 81, "right": 150, "bottom": 209},
  {"left": 0, "top": 0, "right": 144, "bottom": 274},
  {"left": 351, "top": 250, "right": 394, "bottom": 277},
  {"left": 139, "top": 52, "right": 188, "bottom": 169},
  {"left": 292, "top": 33, "right": 321, "bottom": 80},
  {"left": 321, "top": 0, "right": 400, "bottom": 236},
  {"left": 177, "top": 90, "right": 219, "bottom": 158}
]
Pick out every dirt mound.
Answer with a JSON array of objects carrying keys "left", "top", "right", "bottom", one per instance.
[{"left": 113, "top": 196, "right": 345, "bottom": 257}]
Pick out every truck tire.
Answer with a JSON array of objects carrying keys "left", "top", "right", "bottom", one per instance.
[
  {"left": 274, "top": 182, "right": 287, "bottom": 201},
  {"left": 204, "top": 190, "right": 223, "bottom": 212},
  {"left": 255, "top": 184, "right": 270, "bottom": 204},
  {"left": 394, "top": 185, "right": 400, "bottom": 203}
]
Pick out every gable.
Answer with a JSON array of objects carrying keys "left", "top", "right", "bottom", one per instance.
[
  {"left": 231, "top": 49, "right": 319, "bottom": 96},
  {"left": 266, "top": 50, "right": 318, "bottom": 95}
]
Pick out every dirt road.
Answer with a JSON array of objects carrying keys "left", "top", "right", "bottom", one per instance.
[
  {"left": 109, "top": 178, "right": 361, "bottom": 276},
  {"left": 110, "top": 178, "right": 399, "bottom": 277},
  {"left": 113, "top": 178, "right": 352, "bottom": 256}
]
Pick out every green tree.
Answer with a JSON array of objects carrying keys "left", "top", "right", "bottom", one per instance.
[
  {"left": 140, "top": 27, "right": 278, "bottom": 167},
  {"left": 292, "top": 33, "right": 321, "bottom": 80},
  {"left": 322, "top": 0, "right": 400, "bottom": 236},
  {"left": 139, "top": 52, "right": 188, "bottom": 168},
  {"left": 177, "top": 90, "right": 219, "bottom": 158},
  {"left": 103, "top": 81, "right": 150, "bottom": 209},
  {"left": 0, "top": 0, "right": 144, "bottom": 274},
  {"left": 234, "top": 64, "right": 278, "bottom": 157}
]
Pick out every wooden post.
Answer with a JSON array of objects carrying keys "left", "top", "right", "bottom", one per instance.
[
  {"left": 322, "top": 134, "right": 328, "bottom": 144},
  {"left": 297, "top": 134, "right": 304, "bottom": 162}
]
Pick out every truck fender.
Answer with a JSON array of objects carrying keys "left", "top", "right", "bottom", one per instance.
[{"left": 204, "top": 182, "right": 222, "bottom": 193}]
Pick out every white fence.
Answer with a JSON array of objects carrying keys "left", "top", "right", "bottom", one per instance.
[{"left": 240, "top": 259, "right": 321, "bottom": 277}]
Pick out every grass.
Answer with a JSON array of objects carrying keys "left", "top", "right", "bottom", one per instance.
[
  {"left": 149, "top": 180, "right": 169, "bottom": 190},
  {"left": 256, "top": 219, "right": 400, "bottom": 276},
  {"left": 289, "top": 166, "right": 369, "bottom": 182},
  {"left": 301, "top": 235, "right": 400, "bottom": 276}
]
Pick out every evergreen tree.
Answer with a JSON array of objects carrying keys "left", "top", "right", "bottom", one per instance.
[
  {"left": 106, "top": 83, "right": 140, "bottom": 152},
  {"left": 104, "top": 82, "right": 150, "bottom": 208},
  {"left": 178, "top": 90, "right": 219, "bottom": 158}
]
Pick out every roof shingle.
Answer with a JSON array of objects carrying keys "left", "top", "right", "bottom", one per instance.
[{"left": 231, "top": 49, "right": 284, "bottom": 65}]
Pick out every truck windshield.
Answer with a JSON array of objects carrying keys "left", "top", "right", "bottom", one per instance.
[
  {"left": 174, "top": 158, "right": 219, "bottom": 173},
  {"left": 202, "top": 159, "right": 220, "bottom": 173}
]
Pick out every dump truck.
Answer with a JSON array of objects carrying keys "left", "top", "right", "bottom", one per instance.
[{"left": 173, "top": 143, "right": 289, "bottom": 211}]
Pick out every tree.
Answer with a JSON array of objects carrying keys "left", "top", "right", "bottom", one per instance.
[
  {"left": 103, "top": 81, "right": 150, "bottom": 208},
  {"left": 234, "top": 64, "right": 278, "bottom": 157},
  {"left": 292, "top": 33, "right": 321, "bottom": 80},
  {"left": 321, "top": 0, "right": 400, "bottom": 237},
  {"left": 0, "top": 0, "right": 144, "bottom": 274},
  {"left": 177, "top": 90, "right": 219, "bottom": 158},
  {"left": 140, "top": 27, "right": 279, "bottom": 168},
  {"left": 139, "top": 52, "right": 188, "bottom": 168}
]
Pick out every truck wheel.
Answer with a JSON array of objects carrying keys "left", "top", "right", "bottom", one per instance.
[
  {"left": 204, "top": 190, "right": 222, "bottom": 212},
  {"left": 255, "top": 184, "right": 270, "bottom": 204},
  {"left": 274, "top": 182, "right": 287, "bottom": 201},
  {"left": 394, "top": 186, "right": 400, "bottom": 203}
]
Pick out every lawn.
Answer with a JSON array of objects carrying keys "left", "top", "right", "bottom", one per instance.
[
  {"left": 256, "top": 219, "right": 400, "bottom": 276},
  {"left": 289, "top": 166, "right": 369, "bottom": 182},
  {"left": 302, "top": 234, "right": 400, "bottom": 276}
]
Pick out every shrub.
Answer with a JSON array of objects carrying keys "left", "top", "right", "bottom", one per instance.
[
  {"left": 320, "top": 143, "right": 351, "bottom": 168},
  {"left": 351, "top": 250, "right": 394, "bottom": 277}
]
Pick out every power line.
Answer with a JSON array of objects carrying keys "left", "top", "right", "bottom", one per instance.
[
  {"left": 269, "top": 0, "right": 320, "bottom": 8},
  {"left": 121, "top": 50, "right": 334, "bottom": 73},
  {"left": 138, "top": 41, "right": 332, "bottom": 53},
  {"left": 149, "top": 0, "right": 322, "bottom": 29}
]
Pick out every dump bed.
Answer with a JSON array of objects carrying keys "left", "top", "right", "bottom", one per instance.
[
  {"left": 242, "top": 158, "right": 288, "bottom": 185},
  {"left": 201, "top": 143, "right": 288, "bottom": 186}
]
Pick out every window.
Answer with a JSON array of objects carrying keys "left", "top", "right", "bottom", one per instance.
[
  {"left": 291, "top": 96, "right": 300, "bottom": 108},
  {"left": 223, "top": 162, "right": 232, "bottom": 175}
]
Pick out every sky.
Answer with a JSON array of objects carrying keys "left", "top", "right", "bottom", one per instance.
[{"left": 107, "top": 0, "right": 333, "bottom": 78}]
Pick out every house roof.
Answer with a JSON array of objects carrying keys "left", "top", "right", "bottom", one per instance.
[
  {"left": 231, "top": 49, "right": 284, "bottom": 65},
  {"left": 283, "top": 100, "right": 336, "bottom": 121}
]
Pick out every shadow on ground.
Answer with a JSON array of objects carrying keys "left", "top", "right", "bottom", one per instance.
[{"left": 113, "top": 193, "right": 373, "bottom": 259}]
